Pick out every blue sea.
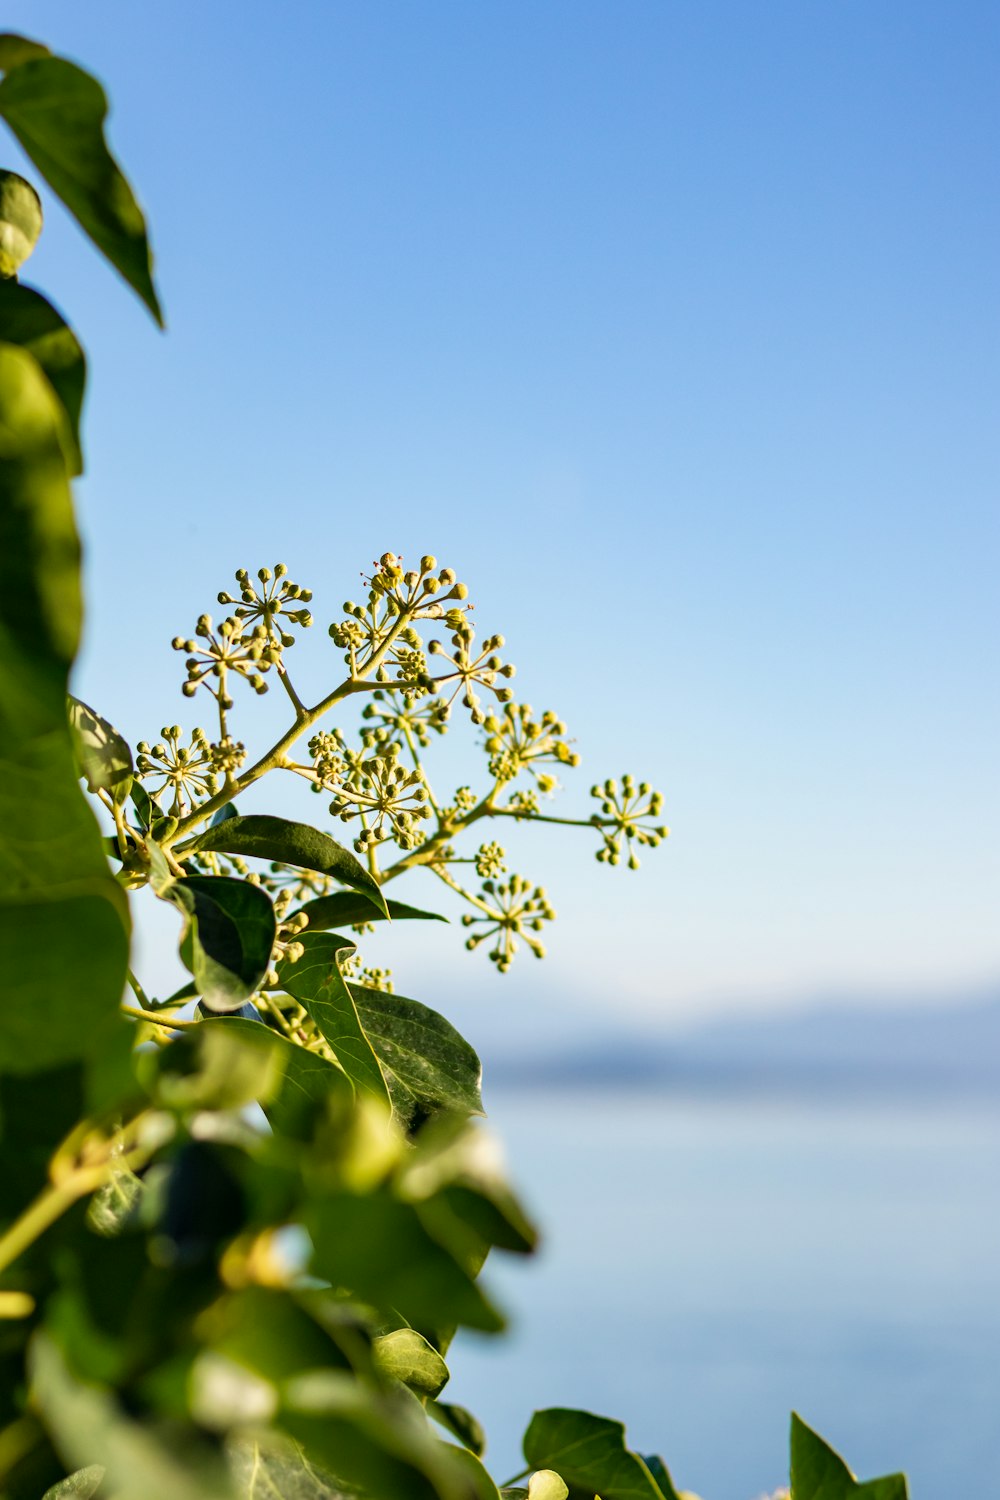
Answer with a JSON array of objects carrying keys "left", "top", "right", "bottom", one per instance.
[{"left": 449, "top": 1090, "right": 1000, "bottom": 1499}]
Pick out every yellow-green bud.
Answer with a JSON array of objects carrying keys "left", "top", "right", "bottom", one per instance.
[{"left": 0, "top": 171, "right": 42, "bottom": 277}]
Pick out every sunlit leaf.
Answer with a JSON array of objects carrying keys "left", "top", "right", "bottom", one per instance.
[
  {"left": 0, "top": 38, "right": 163, "bottom": 323},
  {"left": 41, "top": 1466, "right": 105, "bottom": 1499},
  {"left": 351, "top": 983, "right": 483, "bottom": 1125},
  {"left": 198, "top": 1013, "right": 354, "bottom": 1139},
  {"left": 374, "top": 1328, "right": 449, "bottom": 1398},
  {"left": 428, "top": 1399, "right": 487, "bottom": 1457},
  {"left": 790, "top": 1414, "right": 908, "bottom": 1500},
  {"left": 183, "top": 814, "right": 388, "bottom": 918},
  {"left": 68, "top": 695, "right": 133, "bottom": 804},
  {"left": 0, "top": 279, "right": 85, "bottom": 472},
  {"left": 279, "top": 933, "right": 389, "bottom": 1104},
  {"left": 227, "top": 1434, "right": 351, "bottom": 1499},
  {"left": 523, "top": 1408, "right": 682, "bottom": 1500}
]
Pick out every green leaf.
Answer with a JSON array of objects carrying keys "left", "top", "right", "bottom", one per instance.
[
  {"left": 30, "top": 1334, "right": 236, "bottom": 1500},
  {"left": 68, "top": 695, "right": 133, "bottom": 804},
  {"left": 401, "top": 1115, "right": 538, "bottom": 1258},
  {"left": 0, "top": 342, "right": 129, "bottom": 1074},
  {"left": 373, "top": 1328, "right": 449, "bottom": 1398},
  {"left": 351, "top": 984, "right": 483, "bottom": 1125},
  {"left": 198, "top": 1014, "right": 354, "bottom": 1139},
  {"left": 427, "top": 1400, "right": 487, "bottom": 1458},
  {"left": 279, "top": 933, "right": 389, "bottom": 1105},
  {"left": 41, "top": 1467, "right": 106, "bottom": 1500},
  {"left": 0, "top": 43, "right": 163, "bottom": 324},
  {"left": 161, "top": 874, "right": 276, "bottom": 1012},
  {"left": 0, "top": 34, "right": 50, "bottom": 69},
  {"left": 0, "top": 279, "right": 85, "bottom": 473},
  {"left": 227, "top": 1434, "right": 352, "bottom": 1499},
  {"left": 306, "top": 1190, "right": 504, "bottom": 1336},
  {"left": 184, "top": 814, "right": 388, "bottom": 918},
  {"left": 300, "top": 892, "right": 446, "bottom": 930},
  {"left": 790, "top": 1414, "right": 909, "bottom": 1500},
  {"left": 280, "top": 1371, "right": 497, "bottom": 1500},
  {"left": 522, "top": 1409, "right": 682, "bottom": 1500}
]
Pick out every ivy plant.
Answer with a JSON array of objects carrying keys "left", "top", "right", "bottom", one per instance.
[{"left": 0, "top": 31, "right": 910, "bottom": 1500}]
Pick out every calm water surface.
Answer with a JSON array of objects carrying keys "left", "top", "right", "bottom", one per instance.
[{"left": 449, "top": 1091, "right": 1000, "bottom": 1499}]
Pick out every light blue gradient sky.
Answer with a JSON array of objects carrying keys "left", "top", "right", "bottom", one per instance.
[{"left": 7, "top": 2, "right": 998, "bottom": 1034}]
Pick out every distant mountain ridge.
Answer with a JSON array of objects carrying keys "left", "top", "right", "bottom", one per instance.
[{"left": 484, "top": 991, "right": 1000, "bottom": 1096}]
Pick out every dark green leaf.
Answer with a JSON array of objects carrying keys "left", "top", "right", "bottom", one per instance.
[
  {"left": 351, "top": 984, "right": 483, "bottom": 1125},
  {"left": 401, "top": 1115, "right": 537, "bottom": 1258},
  {"left": 41, "top": 1466, "right": 106, "bottom": 1499},
  {"left": 142, "top": 1018, "right": 283, "bottom": 1114},
  {"left": 0, "top": 34, "right": 50, "bottom": 69},
  {"left": 184, "top": 814, "right": 388, "bottom": 918},
  {"left": 790, "top": 1414, "right": 908, "bottom": 1500},
  {"left": 0, "top": 46, "right": 163, "bottom": 324},
  {"left": 300, "top": 892, "right": 446, "bottom": 930},
  {"left": 68, "top": 695, "right": 133, "bottom": 804},
  {"left": 162, "top": 874, "right": 276, "bottom": 1012},
  {"left": 523, "top": 1409, "right": 681, "bottom": 1500},
  {"left": 0, "top": 279, "right": 85, "bottom": 472},
  {"left": 373, "top": 1328, "right": 449, "bottom": 1398},
  {"left": 0, "top": 343, "right": 129, "bottom": 1074},
  {"left": 427, "top": 1400, "right": 487, "bottom": 1458},
  {"left": 279, "top": 934, "right": 389, "bottom": 1105}
]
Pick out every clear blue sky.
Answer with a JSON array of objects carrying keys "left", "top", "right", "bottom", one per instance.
[{"left": 7, "top": 1, "right": 998, "bottom": 1036}]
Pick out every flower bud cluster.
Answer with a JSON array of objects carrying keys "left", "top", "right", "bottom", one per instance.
[
  {"left": 327, "top": 742, "right": 431, "bottom": 853},
  {"left": 136, "top": 726, "right": 218, "bottom": 816},
  {"left": 427, "top": 623, "right": 516, "bottom": 725},
  {"left": 475, "top": 841, "right": 507, "bottom": 878},
  {"left": 361, "top": 689, "right": 450, "bottom": 752},
  {"left": 341, "top": 950, "right": 395, "bottom": 993},
  {"left": 217, "top": 564, "right": 313, "bottom": 649},
  {"left": 172, "top": 611, "right": 274, "bottom": 704},
  {"left": 330, "top": 553, "right": 471, "bottom": 674},
  {"left": 461, "top": 875, "right": 556, "bottom": 972},
  {"left": 483, "top": 703, "right": 579, "bottom": 787},
  {"left": 590, "top": 776, "right": 669, "bottom": 870}
]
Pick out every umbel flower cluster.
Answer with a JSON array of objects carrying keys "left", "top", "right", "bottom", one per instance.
[{"left": 124, "top": 554, "right": 668, "bottom": 983}]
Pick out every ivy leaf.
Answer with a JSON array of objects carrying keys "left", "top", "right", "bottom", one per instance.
[
  {"left": 522, "top": 1409, "right": 682, "bottom": 1500},
  {"left": 373, "top": 1328, "right": 449, "bottom": 1399},
  {"left": 300, "top": 891, "right": 446, "bottom": 930},
  {"left": 41, "top": 1468, "right": 106, "bottom": 1500},
  {"left": 0, "top": 279, "right": 85, "bottom": 473},
  {"left": 351, "top": 984, "right": 484, "bottom": 1126},
  {"left": 226, "top": 1435, "right": 351, "bottom": 1499},
  {"left": 0, "top": 38, "right": 163, "bottom": 324},
  {"left": 401, "top": 1114, "right": 538, "bottom": 1258},
  {"left": 279, "top": 933, "right": 389, "bottom": 1105},
  {"left": 67, "top": 695, "right": 133, "bottom": 805},
  {"left": 0, "top": 343, "right": 129, "bottom": 1075},
  {"left": 183, "top": 814, "right": 388, "bottom": 918},
  {"left": 161, "top": 874, "right": 276, "bottom": 1012},
  {"left": 502, "top": 1475, "right": 569, "bottom": 1500},
  {"left": 790, "top": 1414, "right": 909, "bottom": 1500}
]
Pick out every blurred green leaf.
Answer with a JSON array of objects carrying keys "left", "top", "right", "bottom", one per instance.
[
  {"left": 41, "top": 1466, "right": 106, "bottom": 1499},
  {"left": 280, "top": 934, "right": 389, "bottom": 1105},
  {"left": 68, "top": 696, "right": 133, "bottom": 805},
  {"left": 427, "top": 1399, "right": 487, "bottom": 1457},
  {"left": 523, "top": 1409, "right": 681, "bottom": 1500},
  {"left": 183, "top": 815, "right": 388, "bottom": 918},
  {"left": 199, "top": 1014, "right": 353, "bottom": 1139},
  {"left": 161, "top": 874, "right": 275, "bottom": 1012},
  {"left": 226, "top": 1435, "right": 351, "bottom": 1499},
  {"left": 790, "top": 1414, "right": 908, "bottom": 1499},
  {"left": 351, "top": 984, "right": 483, "bottom": 1126},
  {"left": 307, "top": 1190, "right": 504, "bottom": 1336},
  {"left": 0, "top": 280, "right": 85, "bottom": 473},
  {"left": 299, "top": 892, "right": 446, "bottom": 929},
  {"left": 401, "top": 1115, "right": 537, "bottom": 1258},
  {"left": 373, "top": 1328, "right": 449, "bottom": 1399},
  {"left": 0, "top": 40, "right": 163, "bottom": 324},
  {"left": 0, "top": 342, "right": 129, "bottom": 1075},
  {"left": 30, "top": 1334, "right": 236, "bottom": 1500},
  {"left": 143, "top": 1021, "right": 282, "bottom": 1114}
]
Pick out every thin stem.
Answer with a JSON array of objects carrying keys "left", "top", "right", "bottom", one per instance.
[
  {"left": 428, "top": 863, "right": 495, "bottom": 915},
  {"left": 121, "top": 1005, "right": 199, "bottom": 1027},
  {"left": 127, "top": 969, "right": 154, "bottom": 1011},
  {"left": 277, "top": 662, "right": 308, "bottom": 720}
]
